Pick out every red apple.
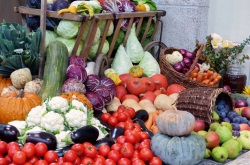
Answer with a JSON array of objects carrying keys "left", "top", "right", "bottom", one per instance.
[
  {"left": 204, "top": 131, "right": 220, "bottom": 149},
  {"left": 241, "top": 107, "right": 250, "bottom": 120},
  {"left": 239, "top": 124, "right": 250, "bottom": 131},
  {"left": 193, "top": 119, "right": 206, "bottom": 132}
]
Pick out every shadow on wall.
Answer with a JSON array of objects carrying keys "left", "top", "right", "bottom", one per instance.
[{"left": 0, "top": 0, "right": 26, "bottom": 24}]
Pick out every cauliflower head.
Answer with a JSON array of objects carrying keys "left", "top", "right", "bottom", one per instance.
[
  {"left": 71, "top": 100, "right": 88, "bottom": 113},
  {"left": 55, "top": 131, "right": 71, "bottom": 148},
  {"left": 26, "top": 105, "right": 47, "bottom": 127},
  {"left": 8, "top": 120, "right": 27, "bottom": 135},
  {"left": 40, "top": 111, "right": 65, "bottom": 134},
  {"left": 47, "top": 96, "right": 69, "bottom": 113},
  {"left": 165, "top": 51, "right": 183, "bottom": 65},
  {"left": 91, "top": 118, "right": 108, "bottom": 140},
  {"left": 25, "top": 126, "right": 44, "bottom": 134},
  {"left": 65, "top": 109, "right": 87, "bottom": 129}
]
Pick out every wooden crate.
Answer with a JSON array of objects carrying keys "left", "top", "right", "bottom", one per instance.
[{"left": 14, "top": 1, "right": 166, "bottom": 78}]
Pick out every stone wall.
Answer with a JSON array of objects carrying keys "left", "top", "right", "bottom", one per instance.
[{"left": 154, "top": 0, "right": 210, "bottom": 51}]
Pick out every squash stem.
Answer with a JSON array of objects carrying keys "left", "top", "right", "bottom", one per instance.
[{"left": 17, "top": 89, "right": 24, "bottom": 98}]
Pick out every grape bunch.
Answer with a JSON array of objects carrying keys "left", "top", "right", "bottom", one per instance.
[{"left": 215, "top": 100, "right": 230, "bottom": 119}]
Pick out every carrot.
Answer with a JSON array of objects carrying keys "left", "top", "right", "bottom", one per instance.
[
  {"left": 206, "top": 70, "right": 214, "bottom": 78},
  {"left": 201, "top": 79, "right": 209, "bottom": 85},
  {"left": 152, "top": 112, "right": 159, "bottom": 125},
  {"left": 189, "top": 67, "right": 199, "bottom": 78},
  {"left": 145, "top": 113, "right": 153, "bottom": 130},
  {"left": 196, "top": 72, "right": 203, "bottom": 82},
  {"left": 202, "top": 72, "right": 208, "bottom": 79},
  {"left": 209, "top": 72, "right": 218, "bottom": 81}
]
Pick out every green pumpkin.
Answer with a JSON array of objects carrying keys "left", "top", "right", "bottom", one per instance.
[{"left": 150, "top": 132, "right": 206, "bottom": 165}]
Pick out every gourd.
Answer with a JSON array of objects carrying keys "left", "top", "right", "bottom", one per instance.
[
  {"left": 10, "top": 68, "right": 32, "bottom": 89},
  {"left": 129, "top": 65, "right": 144, "bottom": 78},
  {"left": 156, "top": 110, "right": 195, "bottom": 136},
  {"left": 122, "top": 99, "right": 143, "bottom": 111},
  {"left": 154, "top": 94, "right": 174, "bottom": 110},
  {"left": 0, "top": 89, "right": 42, "bottom": 124},
  {"left": 138, "top": 99, "right": 156, "bottom": 114},
  {"left": 39, "top": 41, "right": 69, "bottom": 101},
  {"left": 0, "top": 76, "right": 12, "bottom": 93},
  {"left": 106, "top": 97, "right": 121, "bottom": 112},
  {"left": 151, "top": 132, "right": 206, "bottom": 165},
  {"left": 24, "top": 78, "right": 43, "bottom": 95},
  {"left": 60, "top": 91, "right": 93, "bottom": 109}
]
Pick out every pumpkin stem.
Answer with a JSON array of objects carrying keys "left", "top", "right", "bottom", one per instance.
[{"left": 17, "top": 89, "right": 24, "bottom": 98}]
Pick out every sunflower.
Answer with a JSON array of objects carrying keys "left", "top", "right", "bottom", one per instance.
[{"left": 242, "top": 85, "right": 250, "bottom": 96}]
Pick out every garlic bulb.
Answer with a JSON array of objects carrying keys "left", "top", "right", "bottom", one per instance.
[{"left": 10, "top": 68, "right": 32, "bottom": 89}]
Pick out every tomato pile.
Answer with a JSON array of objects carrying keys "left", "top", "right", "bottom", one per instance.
[{"left": 0, "top": 105, "right": 162, "bottom": 165}]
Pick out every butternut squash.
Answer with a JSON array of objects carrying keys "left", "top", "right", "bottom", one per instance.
[
  {"left": 139, "top": 99, "right": 156, "bottom": 114},
  {"left": 154, "top": 94, "right": 174, "bottom": 110},
  {"left": 122, "top": 99, "right": 143, "bottom": 111},
  {"left": 105, "top": 97, "right": 121, "bottom": 112}
]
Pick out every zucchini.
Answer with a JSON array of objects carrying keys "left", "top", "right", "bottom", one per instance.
[{"left": 39, "top": 41, "right": 68, "bottom": 101}]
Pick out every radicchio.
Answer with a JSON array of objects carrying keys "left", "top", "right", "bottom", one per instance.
[
  {"left": 85, "top": 92, "right": 105, "bottom": 111},
  {"left": 66, "top": 64, "right": 87, "bottom": 83},
  {"left": 85, "top": 74, "right": 100, "bottom": 92},
  {"left": 61, "top": 78, "right": 86, "bottom": 94},
  {"left": 69, "top": 55, "right": 87, "bottom": 68}
]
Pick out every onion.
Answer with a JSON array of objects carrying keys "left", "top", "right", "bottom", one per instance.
[
  {"left": 222, "top": 85, "right": 231, "bottom": 92},
  {"left": 184, "top": 51, "right": 196, "bottom": 60},
  {"left": 173, "top": 62, "right": 183, "bottom": 72},
  {"left": 179, "top": 49, "right": 187, "bottom": 55},
  {"left": 183, "top": 57, "right": 192, "bottom": 67},
  {"left": 235, "top": 99, "right": 248, "bottom": 108},
  {"left": 182, "top": 67, "right": 189, "bottom": 74}
]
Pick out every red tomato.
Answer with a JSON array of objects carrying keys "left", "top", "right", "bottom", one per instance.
[
  {"left": 139, "top": 132, "right": 149, "bottom": 141},
  {"left": 117, "top": 112, "right": 128, "bottom": 122},
  {"left": 149, "top": 157, "right": 162, "bottom": 165},
  {"left": 61, "top": 163, "right": 73, "bottom": 165},
  {"left": 132, "top": 159, "right": 146, "bottom": 165},
  {"left": 116, "top": 122, "right": 126, "bottom": 128},
  {"left": 137, "top": 141, "right": 150, "bottom": 151},
  {"left": 111, "top": 143, "right": 122, "bottom": 152},
  {"left": 49, "top": 163, "right": 59, "bottom": 165},
  {"left": 81, "top": 157, "right": 94, "bottom": 165},
  {"left": 107, "top": 150, "right": 121, "bottom": 162},
  {"left": 125, "top": 133, "right": 138, "bottom": 144},
  {"left": 139, "top": 148, "right": 153, "bottom": 162},
  {"left": 44, "top": 150, "right": 58, "bottom": 163},
  {"left": 118, "top": 158, "right": 131, "bottom": 165},
  {"left": 0, "top": 158, "right": 8, "bottom": 165},
  {"left": 131, "top": 155, "right": 140, "bottom": 163},
  {"left": 133, "top": 150, "right": 139, "bottom": 157},
  {"left": 84, "top": 145, "right": 97, "bottom": 159},
  {"left": 34, "top": 160, "right": 49, "bottom": 165},
  {"left": 28, "top": 156, "right": 39, "bottom": 164},
  {"left": 22, "top": 143, "right": 35, "bottom": 159},
  {"left": 116, "top": 135, "right": 126, "bottom": 144},
  {"left": 8, "top": 147, "right": 20, "bottom": 159},
  {"left": 132, "top": 123, "right": 142, "bottom": 132},
  {"left": 57, "top": 157, "right": 64, "bottom": 165},
  {"left": 93, "top": 161, "right": 104, "bottom": 165},
  {"left": 71, "top": 143, "right": 85, "bottom": 157},
  {"left": 112, "top": 112, "right": 119, "bottom": 118},
  {"left": 107, "top": 116, "right": 119, "bottom": 127},
  {"left": 120, "top": 143, "right": 134, "bottom": 159},
  {"left": 82, "top": 142, "right": 93, "bottom": 148},
  {"left": 142, "top": 139, "right": 151, "bottom": 145},
  {"left": 0, "top": 141, "right": 8, "bottom": 155},
  {"left": 23, "top": 162, "right": 33, "bottom": 165},
  {"left": 124, "top": 122, "right": 134, "bottom": 130},
  {"left": 12, "top": 151, "right": 27, "bottom": 165},
  {"left": 104, "top": 158, "right": 116, "bottom": 165},
  {"left": 73, "top": 157, "right": 81, "bottom": 165},
  {"left": 63, "top": 150, "right": 78, "bottom": 163},
  {"left": 127, "top": 107, "right": 136, "bottom": 118},
  {"left": 117, "top": 105, "right": 127, "bottom": 113},
  {"left": 98, "top": 144, "right": 110, "bottom": 157},
  {"left": 34, "top": 142, "right": 48, "bottom": 157},
  {"left": 7, "top": 142, "right": 20, "bottom": 150},
  {"left": 94, "top": 155, "right": 105, "bottom": 162},
  {"left": 101, "top": 113, "right": 111, "bottom": 122}
]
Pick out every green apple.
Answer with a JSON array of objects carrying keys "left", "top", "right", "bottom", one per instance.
[
  {"left": 213, "top": 111, "right": 220, "bottom": 121},
  {"left": 204, "top": 148, "right": 211, "bottom": 159},
  {"left": 237, "top": 137, "right": 243, "bottom": 151},
  {"left": 221, "top": 122, "right": 232, "bottom": 131},
  {"left": 211, "top": 146, "right": 228, "bottom": 163},
  {"left": 209, "top": 122, "right": 221, "bottom": 132},
  {"left": 198, "top": 130, "right": 207, "bottom": 137},
  {"left": 238, "top": 130, "right": 250, "bottom": 150},
  {"left": 221, "top": 138, "right": 241, "bottom": 159},
  {"left": 215, "top": 126, "right": 232, "bottom": 144}
]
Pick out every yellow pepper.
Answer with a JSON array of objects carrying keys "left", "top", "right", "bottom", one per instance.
[
  {"left": 129, "top": 65, "right": 144, "bottom": 78},
  {"left": 106, "top": 72, "right": 122, "bottom": 86},
  {"left": 58, "top": 6, "right": 77, "bottom": 15}
]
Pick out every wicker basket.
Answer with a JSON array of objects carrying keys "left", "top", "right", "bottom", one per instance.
[
  {"left": 159, "top": 45, "right": 219, "bottom": 88},
  {"left": 175, "top": 87, "right": 234, "bottom": 126}
]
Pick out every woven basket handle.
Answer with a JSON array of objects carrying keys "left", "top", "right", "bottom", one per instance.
[{"left": 184, "top": 44, "right": 204, "bottom": 77}]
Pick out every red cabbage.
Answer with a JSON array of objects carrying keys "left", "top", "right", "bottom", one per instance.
[
  {"left": 61, "top": 78, "right": 86, "bottom": 94},
  {"left": 85, "top": 92, "right": 105, "bottom": 111},
  {"left": 96, "top": 85, "right": 116, "bottom": 105},
  {"left": 66, "top": 64, "right": 87, "bottom": 83},
  {"left": 69, "top": 55, "right": 87, "bottom": 68},
  {"left": 85, "top": 74, "right": 100, "bottom": 92},
  {"left": 100, "top": 77, "right": 116, "bottom": 90}
]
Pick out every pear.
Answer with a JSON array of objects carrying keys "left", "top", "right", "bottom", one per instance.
[
  {"left": 221, "top": 138, "right": 241, "bottom": 159},
  {"left": 211, "top": 146, "right": 228, "bottom": 163},
  {"left": 213, "top": 111, "right": 220, "bottom": 121},
  {"left": 221, "top": 122, "right": 232, "bottom": 131},
  {"left": 209, "top": 122, "right": 221, "bottom": 132},
  {"left": 204, "top": 148, "right": 211, "bottom": 159},
  {"left": 215, "top": 126, "right": 232, "bottom": 144}
]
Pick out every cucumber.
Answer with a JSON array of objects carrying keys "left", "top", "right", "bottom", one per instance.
[{"left": 39, "top": 41, "right": 69, "bottom": 101}]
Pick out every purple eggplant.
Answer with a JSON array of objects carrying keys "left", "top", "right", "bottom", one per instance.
[
  {"left": 93, "top": 137, "right": 115, "bottom": 149},
  {"left": 134, "top": 109, "right": 149, "bottom": 122},
  {"left": 25, "top": 131, "right": 57, "bottom": 150},
  {"left": 69, "top": 125, "right": 99, "bottom": 144},
  {"left": 0, "top": 124, "right": 20, "bottom": 143},
  {"left": 109, "top": 126, "right": 124, "bottom": 140}
]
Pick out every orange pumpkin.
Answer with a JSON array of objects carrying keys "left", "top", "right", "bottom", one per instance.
[
  {"left": 0, "top": 76, "right": 12, "bottom": 94},
  {"left": 0, "top": 89, "right": 42, "bottom": 124},
  {"left": 60, "top": 92, "right": 93, "bottom": 110}
]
